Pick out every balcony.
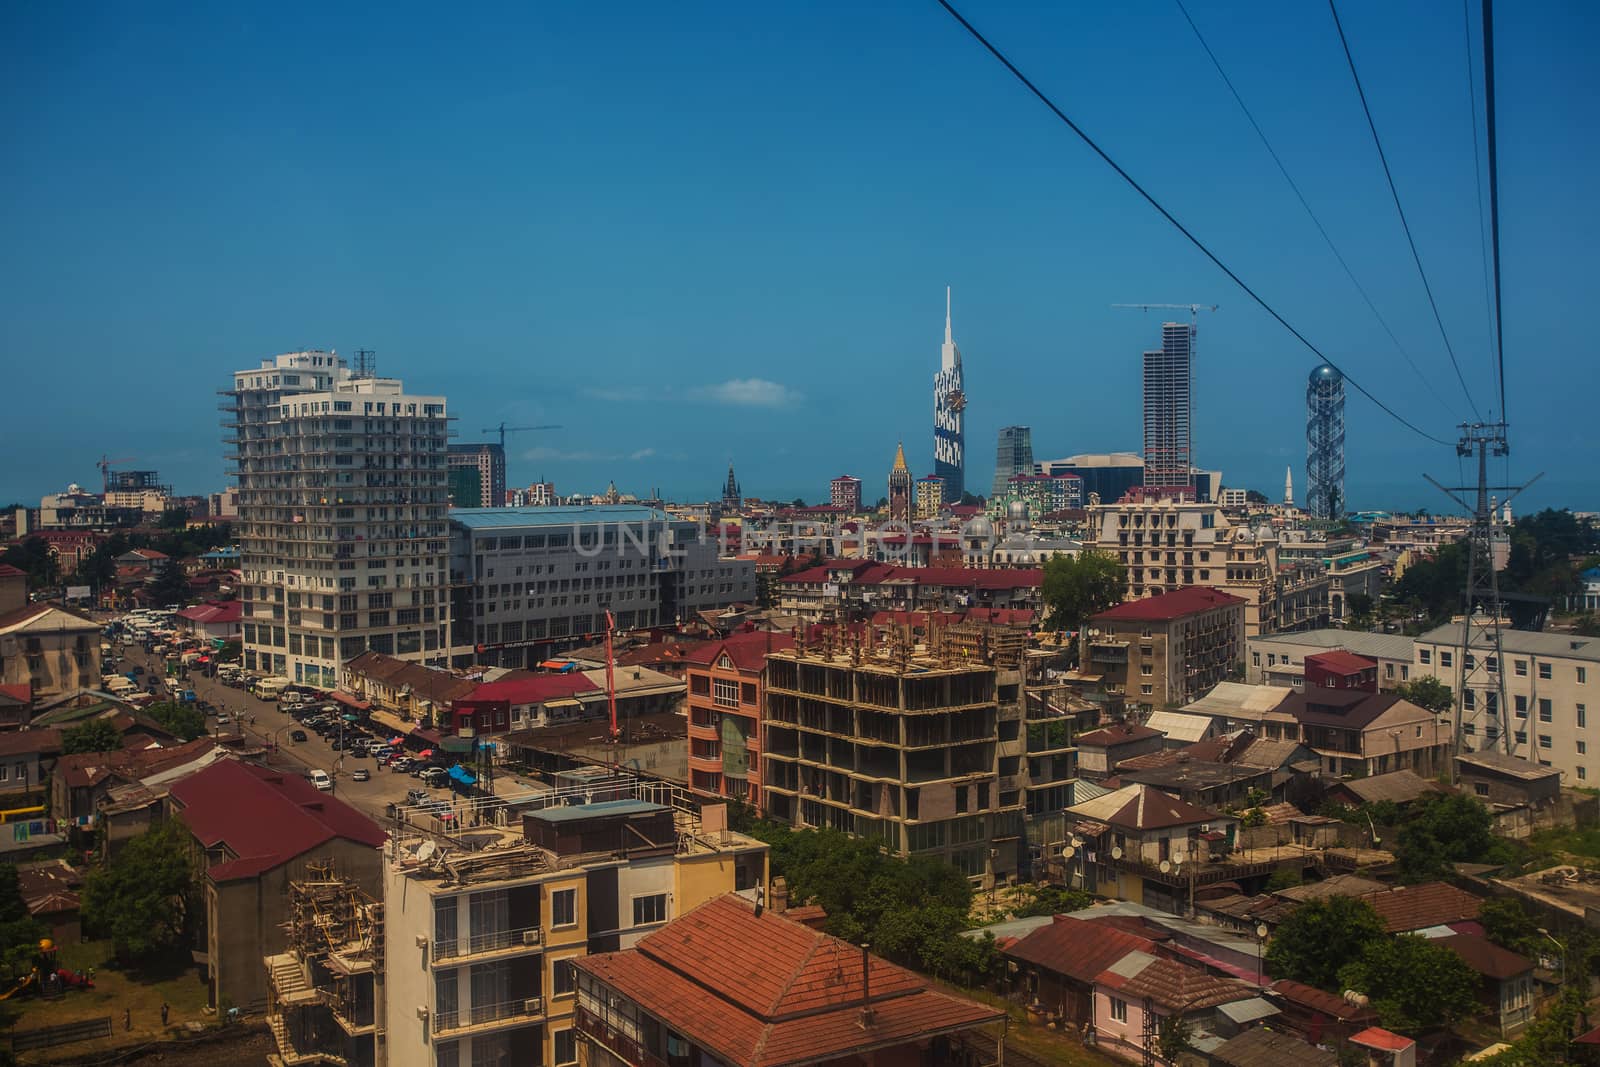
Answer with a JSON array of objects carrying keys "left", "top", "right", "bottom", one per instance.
[
  {"left": 432, "top": 926, "right": 542, "bottom": 966},
  {"left": 433, "top": 995, "right": 545, "bottom": 1036}
]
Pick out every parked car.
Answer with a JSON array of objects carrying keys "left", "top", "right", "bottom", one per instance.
[
  {"left": 289, "top": 729, "right": 308, "bottom": 742},
  {"left": 309, "top": 770, "right": 333, "bottom": 792},
  {"left": 348, "top": 745, "right": 367, "bottom": 759},
  {"left": 420, "top": 767, "right": 449, "bottom": 788},
  {"left": 405, "top": 789, "right": 429, "bottom": 805},
  {"left": 351, "top": 769, "right": 370, "bottom": 782},
  {"left": 216, "top": 715, "right": 232, "bottom": 727},
  {"left": 390, "top": 757, "right": 415, "bottom": 773}
]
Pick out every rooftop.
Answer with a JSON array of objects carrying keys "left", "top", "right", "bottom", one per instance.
[
  {"left": 1456, "top": 749, "right": 1562, "bottom": 782},
  {"left": 449, "top": 504, "right": 670, "bottom": 529},
  {"left": 1077, "top": 723, "right": 1162, "bottom": 747},
  {"left": 574, "top": 895, "right": 1002, "bottom": 1067},
  {"left": 1002, "top": 914, "right": 1157, "bottom": 984},
  {"left": 1251, "top": 628, "right": 1417, "bottom": 662},
  {"left": 1281, "top": 688, "right": 1407, "bottom": 730},
  {"left": 1363, "top": 882, "right": 1482, "bottom": 933},
  {"left": 1437, "top": 932, "right": 1533, "bottom": 980},
  {"left": 1330, "top": 769, "right": 1444, "bottom": 806},
  {"left": 1418, "top": 622, "right": 1600, "bottom": 663},
  {"left": 1067, "top": 783, "right": 1223, "bottom": 831},
  {"left": 685, "top": 630, "right": 796, "bottom": 673},
  {"left": 1306, "top": 649, "right": 1378, "bottom": 673},
  {"left": 1096, "top": 952, "right": 1256, "bottom": 1012},
  {"left": 1182, "top": 682, "right": 1296, "bottom": 720},
  {"left": 1094, "top": 586, "right": 1245, "bottom": 623},
  {"left": 1213, "top": 1026, "right": 1338, "bottom": 1067},
  {"left": 0, "top": 728, "right": 61, "bottom": 758}
]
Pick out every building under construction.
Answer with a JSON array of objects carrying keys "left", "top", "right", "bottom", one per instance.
[
  {"left": 762, "top": 620, "right": 1093, "bottom": 885},
  {"left": 264, "top": 861, "right": 385, "bottom": 1067}
]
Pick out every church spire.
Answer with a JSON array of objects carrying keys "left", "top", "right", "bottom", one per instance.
[{"left": 892, "top": 440, "right": 909, "bottom": 474}]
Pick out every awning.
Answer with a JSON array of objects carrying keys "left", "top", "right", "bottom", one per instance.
[
  {"left": 370, "top": 709, "right": 413, "bottom": 735},
  {"left": 413, "top": 729, "right": 444, "bottom": 747},
  {"left": 539, "top": 659, "right": 577, "bottom": 672},
  {"left": 333, "top": 691, "right": 371, "bottom": 711},
  {"left": 543, "top": 698, "right": 582, "bottom": 709}
]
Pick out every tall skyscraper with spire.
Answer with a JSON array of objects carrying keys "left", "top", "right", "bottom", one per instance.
[
  {"left": 887, "top": 441, "right": 912, "bottom": 522},
  {"left": 933, "top": 287, "right": 966, "bottom": 501},
  {"left": 1306, "top": 364, "right": 1346, "bottom": 519}
]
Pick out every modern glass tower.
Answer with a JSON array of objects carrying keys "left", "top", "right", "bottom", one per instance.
[
  {"left": 1306, "top": 364, "right": 1346, "bottom": 519},
  {"left": 933, "top": 287, "right": 966, "bottom": 500},
  {"left": 1142, "top": 322, "right": 1195, "bottom": 489},
  {"left": 991, "top": 426, "right": 1034, "bottom": 498}
]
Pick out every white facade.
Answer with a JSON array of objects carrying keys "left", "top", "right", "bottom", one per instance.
[{"left": 225, "top": 352, "right": 451, "bottom": 687}]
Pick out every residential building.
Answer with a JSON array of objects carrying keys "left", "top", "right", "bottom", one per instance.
[
  {"left": 914, "top": 473, "right": 944, "bottom": 519},
  {"left": 0, "top": 684, "right": 31, "bottom": 731},
  {"left": 1002, "top": 913, "right": 1158, "bottom": 1030},
  {"left": 1247, "top": 629, "right": 1416, "bottom": 691},
  {"left": 1081, "top": 586, "right": 1246, "bottom": 712},
  {"left": 0, "top": 602, "right": 102, "bottom": 701},
  {"left": 448, "top": 666, "right": 681, "bottom": 740},
  {"left": 1060, "top": 785, "right": 1239, "bottom": 912},
  {"left": 887, "top": 442, "right": 912, "bottom": 521},
  {"left": 1324, "top": 549, "right": 1385, "bottom": 622},
  {"left": 1281, "top": 687, "right": 1449, "bottom": 778},
  {"left": 52, "top": 736, "right": 223, "bottom": 833},
  {"left": 169, "top": 759, "right": 387, "bottom": 1012},
  {"left": 1036, "top": 452, "right": 1144, "bottom": 507},
  {"left": 0, "top": 566, "right": 23, "bottom": 615},
  {"left": 776, "top": 559, "right": 1042, "bottom": 623},
  {"left": 992, "top": 425, "right": 1034, "bottom": 498},
  {"left": 1305, "top": 649, "right": 1379, "bottom": 691},
  {"left": 1142, "top": 321, "right": 1196, "bottom": 490},
  {"left": 1002, "top": 472, "right": 1084, "bottom": 517},
  {"left": 447, "top": 505, "right": 755, "bottom": 669},
  {"left": 1412, "top": 623, "right": 1600, "bottom": 782},
  {"left": 1361, "top": 882, "right": 1482, "bottom": 934},
  {"left": 762, "top": 625, "right": 1031, "bottom": 883},
  {"left": 1218, "top": 488, "right": 1250, "bottom": 508},
  {"left": 933, "top": 287, "right": 966, "bottom": 500},
  {"left": 209, "top": 487, "right": 241, "bottom": 519},
  {"left": 0, "top": 728, "right": 60, "bottom": 803},
  {"left": 223, "top": 350, "right": 452, "bottom": 687},
  {"left": 340, "top": 650, "right": 482, "bottom": 736},
  {"left": 175, "top": 601, "right": 243, "bottom": 642},
  {"left": 1434, "top": 932, "right": 1535, "bottom": 1037},
  {"left": 828, "top": 475, "right": 862, "bottom": 513},
  {"left": 382, "top": 782, "right": 768, "bottom": 1067},
  {"left": 1456, "top": 750, "right": 1561, "bottom": 810},
  {"left": 1075, "top": 723, "right": 1164, "bottom": 780},
  {"left": 684, "top": 630, "right": 794, "bottom": 809},
  {"left": 1215, "top": 1029, "right": 1338, "bottom": 1067},
  {"left": 448, "top": 442, "right": 506, "bottom": 510},
  {"left": 574, "top": 894, "right": 1004, "bottom": 1067},
  {"left": 1093, "top": 950, "right": 1258, "bottom": 1062}
]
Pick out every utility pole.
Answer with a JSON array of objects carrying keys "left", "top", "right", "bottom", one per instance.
[{"left": 1425, "top": 421, "right": 1541, "bottom": 776}]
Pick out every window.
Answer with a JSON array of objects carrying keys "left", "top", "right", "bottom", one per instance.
[
  {"left": 1579, "top": 741, "right": 1587, "bottom": 755},
  {"left": 1474, "top": 783, "right": 1489, "bottom": 797},
  {"left": 553, "top": 957, "right": 577, "bottom": 996},
  {"left": 1515, "top": 730, "right": 1527, "bottom": 745},
  {"left": 554, "top": 1029, "right": 577, "bottom": 1066},
  {"left": 550, "top": 888, "right": 577, "bottom": 928},
  {"left": 1140, "top": 685, "right": 1153, "bottom": 696},
  {"left": 1420, "top": 649, "right": 1432, "bottom": 665},
  {"left": 1539, "top": 698, "right": 1553, "bottom": 723},
  {"left": 1515, "top": 659, "right": 1528, "bottom": 676},
  {"left": 1110, "top": 997, "right": 1128, "bottom": 1023},
  {"left": 1581, "top": 704, "right": 1588, "bottom": 729},
  {"left": 436, "top": 1041, "right": 460, "bottom": 1067},
  {"left": 1539, "top": 662, "right": 1552, "bottom": 680},
  {"left": 1515, "top": 694, "right": 1528, "bottom": 715},
  {"left": 1252, "top": 652, "right": 1261, "bottom": 667},
  {"left": 1578, "top": 666, "right": 1588, "bottom": 684},
  {"left": 1540, "top": 735, "right": 1553, "bottom": 749},
  {"left": 632, "top": 893, "right": 667, "bottom": 926},
  {"left": 1441, "top": 651, "right": 1453, "bottom": 668},
  {"left": 713, "top": 678, "right": 740, "bottom": 709},
  {"left": 1582, "top": 767, "right": 1589, "bottom": 781}
]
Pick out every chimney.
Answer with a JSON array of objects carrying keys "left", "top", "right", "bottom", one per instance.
[{"left": 858, "top": 943, "right": 875, "bottom": 1028}]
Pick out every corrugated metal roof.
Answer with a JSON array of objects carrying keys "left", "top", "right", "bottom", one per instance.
[
  {"left": 1145, "top": 710, "right": 1216, "bottom": 743},
  {"left": 1250, "top": 628, "right": 1418, "bottom": 662},
  {"left": 1418, "top": 623, "right": 1600, "bottom": 662},
  {"left": 1182, "top": 682, "right": 1295, "bottom": 717}
]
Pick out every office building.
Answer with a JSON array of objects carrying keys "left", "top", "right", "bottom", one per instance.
[
  {"left": 223, "top": 351, "right": 451, "bottom": 687},
  {"left": 1306, "top": 364, "right": 1346, "bottom": 520},
  {"left": 914, "top": 473, "right": 944, "bottom": 520},
  {"left": 1081, "top": 587, "right": 1246, "bottom": 712},
  {"left": 992, "top": 425, "right": 1034, "bottom": 498},
  {"left": 887, "top": 442, "right": 912, "bottom": 522},
  {"left": 448, "top": 441, "right": 502, "bottom": 508},
  {"left": 1142, "top": 322, "right": 1195, "bottom": 490},
  {"left": 1036, "top": 453, "right": 1145, "bottom": 506},
  {"left": 828, "top": 475, "right": 862, "bottom": 512},
  {"left": 382, "top": 781, "right": 767, "bottom": 1067},
  {"left": 448, "top": 506, "right": 755, "bottom": 669},
  {"left": 932, "top": 287, "right": 966, "bottom": 500}
]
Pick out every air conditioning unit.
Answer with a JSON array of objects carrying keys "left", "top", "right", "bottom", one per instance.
[
  {"left": 522, "top": 930, "right": 541, "bottom": 945},
  {"left": 415, "top": 935, "right": 428, "bottom": 948},
  {"left": 523, "top": 998, "right": 543, "bottom": 1015},
  {"left": 1200, "top": 824, "right": 1211, "bottom": 832},
  {"left": 416, "top": 1006, "right": 429, "bottom": 1020}
]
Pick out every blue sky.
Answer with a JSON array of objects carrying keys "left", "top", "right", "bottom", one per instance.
[{"left": 3, "top": 1, "right": 1596, "bottom": 513}]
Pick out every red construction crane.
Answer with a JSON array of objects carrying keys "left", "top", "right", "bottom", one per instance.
[
  {"left": 97, "top": 454, "right": 136, "bottom": 494},
  {"left": 604, "top": 609, "right": 619, "bottom": 743}
]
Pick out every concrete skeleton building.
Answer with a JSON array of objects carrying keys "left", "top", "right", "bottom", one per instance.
[
  {"left": 223, "top": 350, "right": 451, "bottom": 687},
  {"left": 381, "top": 779, "right": 767, "bottom": 1067}
]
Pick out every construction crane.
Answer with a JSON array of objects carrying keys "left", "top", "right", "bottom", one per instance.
[
  {"left": 97, "top": 455, "right": 136, "bottom": 494},
  {"left": 480, "top": 423, "right": 562, "bottom": 451},
  {"left": 1112, "top": 303, "right": 1218, "bottom": 326},
  {"left": 603, "top": 608, "right": 620, "bottom": 744}
]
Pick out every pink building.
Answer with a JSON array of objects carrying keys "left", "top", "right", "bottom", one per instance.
[{"left": 1092, "top": 951, "right": 1257, "bottom": 1063}]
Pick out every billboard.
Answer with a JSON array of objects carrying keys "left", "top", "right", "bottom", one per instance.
[{"left": 66, "top": 586, "right": 92, "bottom": 601}]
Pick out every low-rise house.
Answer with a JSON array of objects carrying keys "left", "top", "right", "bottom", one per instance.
[
  {"left": 1434, "top": 932, "right": 1535, "bottom": 1037},
  {"left": 339, "top": 650, "right": 481, "bottom": 735},
  {"left": 0, "top": 683, "right": 32, "bottom": 730},
  {"left": 572, "top": 894, "right": 1006, "bottom": 1067},
  {"left": 1092, "top": 951, "right": 1258, "bottom": 1063},
  {"left": 1266, "top": 978, "right": 1378, "bottom": 1046},
  {"left": 0, "top": 727, "right": 60, "bottom": 803},
  {"left": 1212, "top": 1026, "right": 1338, "bottom": 1067},
  {"left": 15, "top": 858, "right": 82, "bottom": 943},
  {"left": 1348, "top": 1026, "right": 1417, "bottom": 1067},
  {"left": 1063, "top": 784, "right": 1238, "bottom": 912},
  {"left": 0, "top": 602, "right": 102, "bottom": 701},
  {"left": 1282, "top": 687, "right": 1450, "bottom": 778},
  {"left": 1362, "top": 882, "right": 1482, "bottom": 934},
  {"left": 1181, "top": 682, "right": 1298, "bottom": 741},
  {"left": 1323, "top": 769, "right": 1443, "bottom": 810},
  {"left": 1144, "top": 710, "right": 1220, "bottom": 748},
  {"left": 51, "top": 736, "right": 222, "bottom": 830},
  {"left": 175, "top": 601, "right": 242, "bottom": 642},
  {"left": 1002, "top": 913, "right": 1159, "bottom": 1028},
  {"left": 1078, "top": 723, "right": 1164, "bottom": 779},
  {"left": 1455, "top": 751, "right": 1564, "bottom": 837}
]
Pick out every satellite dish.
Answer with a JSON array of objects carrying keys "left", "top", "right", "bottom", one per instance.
[
  {"left": 1070, "top": 835, "right": 1084, "bottom": 848},
  {"left": 416, "top": 841, "right": 437, "bottom": 864},
  {"left": 1111, "top": 846, "right": 1124, "bottom": 860},
  {"left": 1173, "top": 850, "right": 1188, "bottom": 865},
  {"left": 1061, "top": 845, "right": 1076, "bottom": 860},
  {"left": 1160, "top": 860, "right": 1172, "bottom": 874},
  {"left": 1256, "top": 924, "right": 1270, "bottom": 940}
]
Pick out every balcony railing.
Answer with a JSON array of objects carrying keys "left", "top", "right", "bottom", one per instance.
[
  {"left": 433, "top": 995, "right": 544, "bottom": 1034},
  {"left": 434, "top": 926, "right": 542, "bottom": 961}
]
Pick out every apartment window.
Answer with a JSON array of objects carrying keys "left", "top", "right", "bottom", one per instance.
[
  {"left": 1515, "top": 730, "right": 1527, "bottom": 745},
  {"left": 1140, "top": 664, "right": 1153, "bottom": 676},
  {"left": 1110, "top": 997, "right": 1128, "bottom": 1023},
  {"left": 1539, "top": 735, "right": 1553, "bottom": 749},
  {"left": 1540, "top": 663, "right": 1552, "bottom": 680},
  {"left": 1581, "top": 667, "right": 1589, "bottom": 684},
  {"left": 436, "top": 1042, "right": 460, "bottom": 1067},
  {"left": 1140, "top": 685, "right": 1153, "bottom": 696},
  {"left": 1464, "top": 690, "right": 1476, "bottom": 710},
  {"left": 1464, "top": 654, "right": 1476, "bottom": 671},
  {"left": 632, "top": 893, "right": 667, "bottom": 926},
  {"left": 1420, "top": 648, "right": 1432, "bottom": 665},
  {"left": 1515, "top": 659, "right": 1528, "bottom": 677},
  {"left": 550, "top": 888, "right": 577, "bottom": 928},
  {"left": 1539, "top": 698, "right": 1553, "bottom": 723},
  {"left": 1440, "top": 651, "right": 1453, "bottom": 668},
  {"left": 1515, "top": 695, "right": 1527, "bottom": 716},
  {"left": 1580, "top": 704, "right": 1588, "bottom": 729},
  {"left": 713, "top": 678, "right": 739, "bottom": 709},
  {"left": 554, "top": 1029, "right": 577, "bottom": 1066},
  {"left": 553, "top": 957, "right": 577, "bottom": 996},
  {"left": 1579, "top": 741, "right": 1588, "bottom": 755},
  {"left": 1582, "top": 767, "right": 1589, "bottom": 781},
  {"left": 1252, "top": 652, "right": 1261, "bottom": 667}
]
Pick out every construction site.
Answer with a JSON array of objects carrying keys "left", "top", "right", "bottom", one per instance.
[{"left": 264, "top": 861, "right": 384, "bottom": 1067}]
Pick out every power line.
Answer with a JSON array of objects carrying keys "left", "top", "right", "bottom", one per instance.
[
  {"left": 1462, "top": 0, "right": 1499, "bottom": 411},
  {"left": 932, "top": 0, "right": 1454, "bottom": 448},
  {"left": 1481, "top": 0, "right": 1508, "bottom": 424},
  {"left": 1328, "top": 0, "right": 1483, "bottom": 422},
  {"left": 1173, "top": 0, "right": 1459, "bottom": 422}
]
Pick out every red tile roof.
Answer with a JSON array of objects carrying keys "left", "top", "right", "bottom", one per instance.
[
  {"left": 0, "top": 684, "right": 30, "bottom": 707},
  {"left": 1104, "top": 784, "right": 1222, "bottom": 830},
  {"left": 54, "top": 737, "right": 217, "bottom": 790},
  {"left": 0, "top": 564, "right": 26, "bottom": 579},
  {"left": 1305, "top": 649, "right": 1378, "bottom": 673},
  {"left": 1349, "top": 1027, "right": 1415, "bottom": 1052},
  {"left": 1003, "top": 914, "right": 1158, "bottom": 984},
  {"left": 1094, "top": 586, "right": 1245, "bottom": 622},
  {"left": 1077, "top": 723, "right": 1162, "bottom": 747},
  {"left": 1437, "top": 932, "right": 1532, "bottom": 980},
  {"left": 684, "top": 630, "right": 795, "bottom": 673},
  {"left": 779, "top": 562, "right": 1042, "bottom": 590},
  {"left": 169, "top": 760, "right": 385, "bottom": 882},
  {"left": 1269, "top": 979, "right": 1377, "bottom": 1022},
  {"left": 1096, "top": 953, "right": 1256, "bottom": 1012},
  {"left": 460, "top": 672, "right": 597, "bottom": 706},
  {"left": 1362, "top": 882, "right": 1482, "bottom": 933},
  {"left": 176, "top": 601, "right": 242, "bottom": 624},
  {"left": 574, "top": 895, "right": 1002, "bottom": 1067},
  {"left": 0, "top": 728, "right": 61, "bottom": 757}
]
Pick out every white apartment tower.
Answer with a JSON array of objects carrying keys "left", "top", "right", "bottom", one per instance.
[{"left": 223, "top": 351, "right": 451, "bottom": 687}]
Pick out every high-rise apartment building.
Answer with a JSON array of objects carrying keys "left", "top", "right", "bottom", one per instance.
[
  {"left": 1142, "top": 322, "right": 1195, "bottom": 490},
  {"left": 447, "top": 443, "right": 505, "bottom": 509},
  {"left": 933, "top": 287, "right": 966, "bottom": 500},
  {"left": 222, "top": 351, "right": 451, "bottom": 687},
  {"left": 829, "top": 475, "right": 862, "bottom": 512},
  {"left": 1306, "top": 364, "right": 1346, "bottom": 520},
  {"left": 887, "top": 442, "right": 912, "bottom": 522},
  {"left": 915, "top": 474, "right": 944, "bottom": 520},
  {"left": 991, "top": 425, "right": 1034, "bottom": 498}
]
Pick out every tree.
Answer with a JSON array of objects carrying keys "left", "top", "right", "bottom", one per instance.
[
  {"left": 0, "top": 536, "right": 58, "bottom": 591},
  {"left": 150, "top": 564, "right": 191, "bottom": 607},
  {"left": 1265, "top": 896, "right": 1386, "bottom": 990},
  {"left": 62, "top": 717, "right": 122, "bottom": 754},
  {"left": 81, "top": 820, "right": 194, "bottom": 963},
  {"left": 1480, "top": 896, "right": 1541, "bottom": 957},
  {"left": 1337, "top": 934, "right": 1479, "bottom": 1034},
  {"left": 0, "top": 865, "right": 45, "bottom": 983},
  {"left": 1041, "top": 551, "right": 1124, "bottom": 632},
  {"left": 1245, "top": 489, "right": 1268, "bottom": 505},
  {"left": 1393, "top": 676, "right": 1453, "bottom": 715},
  {"left": 158, "top": 507, "right": 190, "bottom": 530},
  {"left": 1395, "top": 792, "right": 1508, "bottom": 883},
  {"left": 1011, "top": 884, "right": 1091, "bottom": 918},
  {"left": 1346, "top": 592, "right": 1375, "bottom": 627},
  {"left": 1157, "top": 1014, "right": 1193, "bottom": 1064},
  {"left": 145, "top": 701, "right": 205, "bottom": 742}
]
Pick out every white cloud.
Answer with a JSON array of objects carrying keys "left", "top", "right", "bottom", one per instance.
[
  {"left": 691, "top": 378, "right": 803, "bottom": 408},
  {"left": 582, "top": 386, "right": 650, "bottom": 403},
  {"left": 522, "top": 445, "right": 659, "bottom": 463},
  {"left": 628, "top": 448, "right": 657, "bottom": 461}
]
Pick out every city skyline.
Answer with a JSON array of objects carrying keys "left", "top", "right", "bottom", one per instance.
[{"left": 3, "top": 3, "right": 1596, "bottom": 512}]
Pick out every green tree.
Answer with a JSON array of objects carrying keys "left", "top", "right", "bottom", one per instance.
[
  {"left": 81, "top": 820, "right": 194, "bottom": 963},
  {"left": 1337, "top": 934, "right": 1479, "bottom": 1034},
  {"left": 1041, "top": 551, "right": 1124, "bottom": 632},
  {"left": 61, "top": 717, "right": 122, "bottom": 754},
  {"left": 145, "top": 701, "right": 205, "bottom": 742},
  {"left": 149, "top": 564, "right": 191, "bottom": 607},
  {"left": 1346, "top": 592, "right": 1375, "bottom": 628},
  {"left": 0, "top": 865, "right": 46, "bottom": 982},
  {"left": 1265, "top": 896, "right": 1386, "bottom": 990},
  {"left": 1156, "top": 1014, "right": 1193, "bottom": 1064},
  {"left": 0, "top": 536, "right": 59, "bottom": 591},
  {"left": 1393, "top": 676, "right": 1453, "bottom": 715},
  {"left": 1011, "top": 884, "right": 1091, "bottom": 918},
  {"left": 1479, "top": 896, "right": 1541, "bottom": 956},
  {"left": 1395, "top": 792, "right": 1509, "bottom": 883}
]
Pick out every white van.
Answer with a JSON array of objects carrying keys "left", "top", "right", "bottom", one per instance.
[{"left": 309, "top": 770, "right": 333, "bottom": 792}]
